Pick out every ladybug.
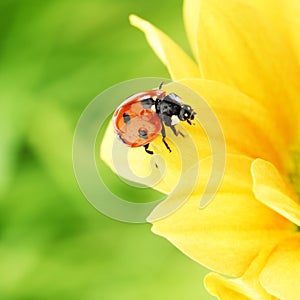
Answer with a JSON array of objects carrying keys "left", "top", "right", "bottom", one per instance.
[{"left": 112, "top": 83, "right": 196, "bottom": 154}]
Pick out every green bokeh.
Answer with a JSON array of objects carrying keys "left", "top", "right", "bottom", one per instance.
[{"left": 0, "top": 0, "right": 215, "bottom": 299}]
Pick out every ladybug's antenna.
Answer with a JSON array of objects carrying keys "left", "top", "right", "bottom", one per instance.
[{"left": 158, "top": 82, "right": 164, "bottom": 90}]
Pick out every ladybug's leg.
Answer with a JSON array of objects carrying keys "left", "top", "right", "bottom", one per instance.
[
  {"left": 161, "top": 122, "right": 172, "bottom": 153},
  {"left": 170, "top": 124, "right": 185, "bottom": 137},
  {"left": 161, "top": 115, "right": 184, "bottom": 138},
  {"left": 144, "top": 144, "right": 154, "bottom": 155}
]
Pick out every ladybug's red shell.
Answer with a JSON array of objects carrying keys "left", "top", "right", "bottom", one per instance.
[{"left": 113, "top": 89, "right": 166, "bottom": 147}]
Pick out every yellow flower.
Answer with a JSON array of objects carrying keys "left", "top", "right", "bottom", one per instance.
[{"left": 101, "top": 0, "right": 300, "bottom": 299}]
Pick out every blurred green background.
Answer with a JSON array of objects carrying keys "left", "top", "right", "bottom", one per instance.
[{"left": 0, "top": 0, "right": 214, "bottom": 299}]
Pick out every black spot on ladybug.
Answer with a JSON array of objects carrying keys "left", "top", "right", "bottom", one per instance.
[
  {"left": 123, "top": 113, "right": 131, "bottom": 124},
  {"left": 141, "top": 98, "right": 154, "bottom": 109},
  {"left": 138, "top": 129, "right": 148, "bottom": 139}
]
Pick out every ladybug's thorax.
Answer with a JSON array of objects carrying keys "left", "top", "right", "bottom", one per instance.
[
  {"left": 155, "top": 99, "right": 180, "bottom": 116},
  {"left": 155, "top": 93, "right": 183, "bottom": 117}
]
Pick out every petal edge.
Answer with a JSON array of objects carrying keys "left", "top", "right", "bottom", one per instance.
[{"left": 129, "top": 15, "right": 201, "bottom": 80}]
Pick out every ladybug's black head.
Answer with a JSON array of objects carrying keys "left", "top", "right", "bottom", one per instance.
[{"left": 178, "top": 104, "right": 195, "bottom": 121}]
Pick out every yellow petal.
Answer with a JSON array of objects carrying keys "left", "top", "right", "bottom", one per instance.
[
  {"left": 100, "top": 79, "right": 288, "bottom": 197},
  {"left": 99, "top": 80, "right": 215, "bottom": 196},
  {"left": 195, "top": 0, "right": 300, "bottom": 141},
  {"left": 100, "top": 120, "right": 200, "bottom": 194},
  {"left": 204, "top": 245, "right": 277, "bottom": 300},
  {"left": 205, "top": 273, "right": 274, "bottom": 300},
  {"left": 260, "top": 234, "right": 300, "bottom": 300},
  {"left": 151, "top": 155, "right": 296, "bottom": 276},
  {"left": 231, "top": 0, "right": 300, "bottom": 65},
  {"left": 183, "top": 0, "right": 202, "bottom": 64},
  {"left": 129, "top": 15, "right": 201, "bottom": 80},
  {"left": 205, "top": 273, "right": 253, "bottom": 300},
  {"left": 251, "top": 158, "right": 300, "bottom": 226},
  {"left": 178, "top": 79, "right": 289, "bottom": 171}
]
